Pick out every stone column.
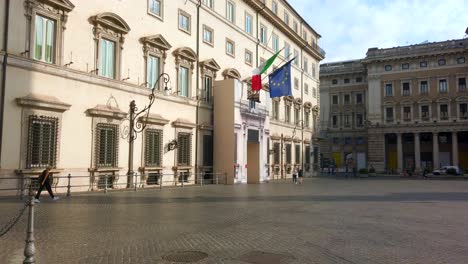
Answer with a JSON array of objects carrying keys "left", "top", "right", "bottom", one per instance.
[
  {"left": 414, "top": 133, "right": 421, "bottom": 173},
  {"left": 433, "top": 132, "right": 439, "bottom": 169},
  {"left": 452, "top": 132, "right": 459, "bottom": 166},
  {"left": 397, "top": 133, "right": 403, "bottom": 173}
]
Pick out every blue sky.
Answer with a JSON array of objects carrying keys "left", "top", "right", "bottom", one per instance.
[{"left": 288, "top": 0, "right": 468, "bottom": 63}]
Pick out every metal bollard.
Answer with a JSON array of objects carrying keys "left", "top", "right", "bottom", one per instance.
[
  {"left": 159, "top": 176, "right": 162, "bottom": 190},
  {"left": 20, "top": 176, "right": 25, "bottom": 201},
  {"left": 104, "top": 175, "right": 108, "bottom": 194},
  {"left": 181, "top": 175, "right": 184, "bottom": 188},
  {"left": 23, "top": 193, "right": 36, "bottom": 264},
  {"left": 200, "top": 174, "right": 203, "bottom": 187},
  {"left": 66, "top": 174, "right": 71, "bottom": 197},
  {"left": 216, "top": 174, "right": 219, "bottom": 185},
  {"left": 134, "top": 173, "right": 137, "bottom": 192}
]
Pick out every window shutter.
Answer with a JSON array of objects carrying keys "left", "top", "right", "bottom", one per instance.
[{"left": 27, "top": 115, "right": 58, "bottom": 169}]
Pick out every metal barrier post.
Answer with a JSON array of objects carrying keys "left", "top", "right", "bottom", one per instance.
[
  {"left": 159, "top": 176, "right": 162, "bottom": 190},
  {"left": 20, "top": 175, "right": 25, "bottom": 201},
  {"left": 200, "top": 174, "right": 203, "bottom": 187},
  {"left": 181, "top": 174, "right": 184, "bottom": 188},
  {"left": 134, "top": 173, "right": 137, "bottom": 192},
  {"left": 104, "top": 175, "right": 108, "bottom": 194},
  {"left": 216, "top": 174, "right": 219, "bottom": 185},
  {"left": 23, "top": 190, "right": 36, "bottom": 264},
  {"left": 66, "top": 174, "right": 71, "bottom": 197}
]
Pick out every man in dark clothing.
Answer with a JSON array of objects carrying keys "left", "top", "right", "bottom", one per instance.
[
  {"left": 298, "top": 168, "right": 304, "bottom": 184},
  {"left": 34, "top": 166, "right": 59, "bottom": 203}
]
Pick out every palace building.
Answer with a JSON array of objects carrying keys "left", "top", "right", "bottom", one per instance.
[
  {"left": 0, "top": 0, "right": 324, "bottom": 191},
  {"left": 320, "top": 38, "right": 468, "bottom": 173}
]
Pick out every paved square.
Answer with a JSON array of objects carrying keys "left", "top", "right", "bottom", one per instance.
[{"left": 1, "top": 177, "right": 468, "bottom": 264}]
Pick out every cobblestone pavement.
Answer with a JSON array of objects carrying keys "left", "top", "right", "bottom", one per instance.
[{"left": 1, "top": 177, "right": 468, "bottom": 264}]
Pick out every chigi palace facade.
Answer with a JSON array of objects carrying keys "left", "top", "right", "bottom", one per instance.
[
  {"left": 320, "top": 38, "right": 468, "bottom": 173},
  {"left": 0, "top": 0, "right": 324, "bottom": 190}
]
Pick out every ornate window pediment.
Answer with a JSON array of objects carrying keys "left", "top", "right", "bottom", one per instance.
[
  {"left": 418, "top": 98, "right": 431, "bottom": 104},
  {"left": 222, "top": 68, "right": 241, "bottom": 80},
  {"left": 26, "top": 0, "right": 75, "bottom": 14},
  {"left": 91, "top": 12, "right": 130, "bottom": 35},
  {"left": 173, "top": 47, "right": 197, "bottom": 63},
  {"left": 455, "top": 96, "right": 468, "bottom": 102},
  {"left": 401, "top": 100, "right": 413, "bottom": 105},
  {"left": 436, "top": 97, "right": 450, "bottom": 103},
  {"left": 140, "top": 34, "right": 172, "bottom": 55},
  {"left": 200, "top": 59, "right": 221, "bottom": 74}
]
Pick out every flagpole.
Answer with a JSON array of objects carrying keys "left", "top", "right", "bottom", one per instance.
[{"left": 262, "top": 54, "right": 295, "bottom": 82}]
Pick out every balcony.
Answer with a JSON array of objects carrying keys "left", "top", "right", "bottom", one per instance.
[
  {"left": 440, "top": 113, "right": 449, "bottom": 120},
  {"left": 239, "top": 100, "right": 268, "bottom": 118}
]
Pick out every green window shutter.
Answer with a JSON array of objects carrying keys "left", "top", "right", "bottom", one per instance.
[
  {"left": 96, "top": 124, "right": 118, "bottom": 167},
  {"left": 145, "top": 129, "right": 162, "bottom": 167},
  {"left": 27, "top": 116, "right": 58, "bottom": 169}
]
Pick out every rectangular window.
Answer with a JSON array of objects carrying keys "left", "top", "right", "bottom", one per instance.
[
  {"left": 457, "top": 57, "right": 466, "bottom": 64},
  {"left": 260, "top": 25, "right": 267, "bottom": 45},
  {"left": 272, "top": 34, "right": 279, "bottom": 52},
  {"left": 402, "top": 82, "right": 410, "bottom": 96},
  {"left": 203, "top": 135, "right": 213, "bottom": 166},
  {"left": 27, "top": 116, "right": 58, "bottom": 169},
  {"left": 344, "top": 115, "right": 350, "bottom": 127},
  {"left": 203, "top": 26, "right": 213, "bottom": 45},
  {"left": 332, "top": 95, "right": 338, "bottom": 105},
  {"left": 273, "top": 101, "right": 279, "bottom": 120},
  {"left": 272, "top": 1, "right": 278, "bottom": 14},
  {"left": 312, "top": 88, "right": 317, "bottom": 98},
  {"left": 440, "top": 104, "right": 448, "bottom": 120},
  {"left": 245, "top": 49, "right": 252, "bottom": 65},
  {"left": 305, "top": 146, "right": 311, "bottom": 167},
  {"left": 147, "top": 55, "right": 160, "bottom": 89},
  {"left": 96, "top": 123, "right": 118, "bottom": 168},
  {"left": 458, "top": 77, "right": 466, "bottom": 91},
  {"left": 293, "top": 50, "right": 299, "bottom": 65},
  {"left": 295, "top": 108, "right": 300, "bottom": 125},
  {"left": 294, "top": 78, "right": 299, "bottom": 90},
  {"left": 356, "top": 94, "right": 363, "bottom": 104},
  {"left": 245, "top": 13, "right": 253, "bottom": 35},
  {"left": 273, "top": 143, "right": 280, "bottom": 164},
  {"left": 284, "top": 42, "right": 290, "bottom": 59},
  {"left": 332, "top": 115, "right": 338, "bottom": 127},
  {"left": 99, "top": 38, "right": 115, "bottom": 78},
  {"left": 438, "top": 59, "right": 446, "bottom": 66},
  {"left": 312, "top": 63, "right": 316, "bottom": 78},
  {"left": 178, "top": 11, "right": 190, "bottom": 33},
  {"left": 386, "top": 107, "right": 394, "bottom": 122},
  {"left": 344, "top": 78, "right": 350, "bottom": 84},
  {"left": 421, "top": 105, "right": 430, "bottom": 120},
  {"left": 420, "top": 81, "right": 428, "bottom": 94},
  {"left": 403, "top": 106, "right": 411, "bottom": 121},
  {"left": 356, "top": 114, "right": 363, "bottom": 127},
  {"left": 226, "top": 1, "right": 235, "bottom": 23},
  {"left": 305, "top": 111, "right": 310, "bottom": 128},
  {"left": 203, "top": 75, "right": 213, "bottom": 103},
  {"left": 202, "top": 0, "right": 214, "bottom": 8},
  {"left": 439, "top": 79, "right": 448, "bottom": 93},
  {"left": 356, "top": 77, "right": 362, "bottom": 82},
  {"left": 460, "top": 104, "right": 468, "bottom": 119},
  {"left": 148, "top": 0, "right": 162, "bottom": 18},
  {"left": 303, "top": 58, "right": 308, "bottom": 73},
  {"left": 178, "top": 66, "right": 189, "bottom": 97},
  {"left": 145, "top": 129, "right": 162, "bottom": 167},
  {"left": 344, "top": 94, "right": 350, "bottom": 104},
  {"left": 285, "top": 104, "right": 291, "bottom": 123},
  {"left": 295, "top": 145, "right": 300, "bottom": 164},
  {"left": 385, "top": 65, "right": 392, "bottom": 71},
  {"left": 304, "top": 83, "right": 309, "bottom": 94},
  {"left": 177, "top": 133, "right": 191, "bottom": 166},
  {"left": 284, "top": 12, "right": 289, "bottom": 25},
  {"left": 401, "top": 63, "right": 409, "bottom": 70},
  {"left": 303, "top": 31, "right": 307, "bottom": 41},
  {"left": 420, "top": 61, "right": 427, "bottom": 68},
  {"left": 385, "top": 84, "right": 393, "bottom": 96},
  {"left": 226, "top": 39, "right": 235, "bottom": 57},
  {"left": 293, "top": 21, "right": 298, "bottom": 32},
  {"left": 286, "top": 144, "right": 291, "bottom": 164},
  {"left": 34, "top": 15, "right": 55, "bottom": 63}
]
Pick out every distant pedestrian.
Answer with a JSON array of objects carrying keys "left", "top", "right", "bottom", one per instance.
[
  {"left": 422, "top": 168, "right": 429, "bottom": 179},
  {"left": 298, "top": 168, "right": 303, "bottom": 184},
  {"left": 292, "top": 166, "right": 298, "bottom": 184},
  {"left": 34, "top": 166, "right": 59, "bottom": 203}
]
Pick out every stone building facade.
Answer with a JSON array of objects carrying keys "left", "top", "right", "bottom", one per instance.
[
  {"left": 320, "top": 38, "right": 468, "bottom": 173},
  {"left": 0, "top": 0, "right": 324, "bottom": 191}
]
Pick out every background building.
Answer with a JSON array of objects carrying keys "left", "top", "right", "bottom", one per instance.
[
  {"left": 320, "top": 38, "right": 468, "bottom": 173},
  {"left": 0, "top": 0, "right": 324, "bottom": 190}
]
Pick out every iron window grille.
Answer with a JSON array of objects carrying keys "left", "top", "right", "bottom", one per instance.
[
  {"left": 273, "top": 143, "right": 280, "bottom": 164},
  {"left": 27, "top": 115, "right": 58, "bottom": 169},
  {"left": 177, "top": 133, "right": 192, "bottom": 166},
  {"left": 285, "top": 144, "right": 292, "bottom": 164},
  {"left": 96, "top": 123, "right": 118, "bottom": 168},
  {"left": 295, "top": 145, "right": 300, "bottom": 164},
  {"left": 145, "top": 129, "right": 163, "bottom": 167}
]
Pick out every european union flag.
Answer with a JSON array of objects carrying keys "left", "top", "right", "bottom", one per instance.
[{"left": 269, "top": 58, "right": 294, "bottom": 98}]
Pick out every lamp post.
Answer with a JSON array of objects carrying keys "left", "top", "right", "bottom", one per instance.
[{"left": 126, "top": 73, "right": 170, "bottom": 188}]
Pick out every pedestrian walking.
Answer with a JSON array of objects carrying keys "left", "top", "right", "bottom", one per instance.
[
  {"left": 34, "top": 166, "right": 59, "bottom": 203},
  {"left": 422, "top": 168, "right": 429, "bottom": 179},
  {"left": 292, "top": 166, "right": 298, "bottom": 184},
  {"left": 298, "top": 168, "right": 303, "bottom": 184}
]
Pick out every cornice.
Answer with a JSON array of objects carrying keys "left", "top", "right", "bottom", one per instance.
[
  {"left": 16, "top": 93, "right": 71, "bottom": 112},
  {"left": 86, "top": 104, "right": 127, "bottom": 120}
]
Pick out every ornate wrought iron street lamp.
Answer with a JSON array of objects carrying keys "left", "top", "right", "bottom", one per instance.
[{"left": 126, "top": 73, "right": 170, "bottom": 188}]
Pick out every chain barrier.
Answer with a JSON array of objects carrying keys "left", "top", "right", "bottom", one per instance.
[{"left": 0, "top": 201, "right": 28, "bottom": 238}]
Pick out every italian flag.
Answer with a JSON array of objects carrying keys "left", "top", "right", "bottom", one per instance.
[{"left": 252, "top": 50, "right": 281, "bottom": 91}]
